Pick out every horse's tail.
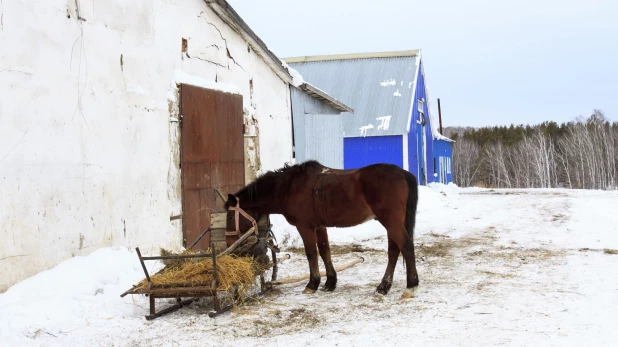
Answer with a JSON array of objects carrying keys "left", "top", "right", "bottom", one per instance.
[{"left": 404, "top": 170, "right": 419, "bottom": 240}]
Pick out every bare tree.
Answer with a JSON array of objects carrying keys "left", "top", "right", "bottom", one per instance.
[
  {"left": 485, "top": 142, "right": 512, "bottom": 188},
  {"left": 451, "top": 111, "right": 618, "bottom": 189},
  {"left": 452, "top": 139, "right": 482, "bottom": 187}
]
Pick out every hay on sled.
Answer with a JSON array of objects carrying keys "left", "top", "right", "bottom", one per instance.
[{"left": 134, "top": 248, "right": 271, "bottom": 292}]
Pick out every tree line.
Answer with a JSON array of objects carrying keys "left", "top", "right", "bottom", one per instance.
[{"left": 445, "top": 110, "right": 618, "bottom": 190}]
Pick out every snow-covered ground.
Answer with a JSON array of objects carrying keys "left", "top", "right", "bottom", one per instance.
[{"left": 1, "top": 185, "right": 617, "bottom": 346}]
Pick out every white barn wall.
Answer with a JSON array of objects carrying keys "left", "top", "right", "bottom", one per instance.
[{"left": 0, "top": 0, "right": 293, "bottom": 292}]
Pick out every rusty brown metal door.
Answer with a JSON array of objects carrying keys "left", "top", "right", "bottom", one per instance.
[{"left": 180, "top": 84, "right": 244, "bottom": 250}]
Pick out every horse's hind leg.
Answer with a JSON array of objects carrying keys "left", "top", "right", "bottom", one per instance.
[
  {"left": 376, "top": 237, "right": 399, "bottom": 295},
  {"left": 378, "top": 218, "right": 419, "bottom": 298},
  {"left": 316, "top": 226, "right": 337, "bottom": 291},
  {"left": 398, "top": 234, "right": 419, "bottom": 299},
  {"left": 297, "top": 225, "right": 321, "bottom": 294}
]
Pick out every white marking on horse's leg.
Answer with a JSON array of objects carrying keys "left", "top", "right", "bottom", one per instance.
[
  {"left": 400, "top": 286, "right": 418, "bottom": 299},
  {"left": 302, "top": 288, "right": 317, "bottom": 294}
]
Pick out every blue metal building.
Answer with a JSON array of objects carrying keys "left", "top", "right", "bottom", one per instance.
[
  {"left": 284, "top": 50, "right": 453, "bottom": 185},
  {"left": 433, "top": 139, "right": 453, "bottom": 184}
]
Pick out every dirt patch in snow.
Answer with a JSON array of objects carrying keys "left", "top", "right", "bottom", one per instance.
[
  {"left": 578, "top": 247, "right": 618, "bottom": 255},
  {"left": 464, "top": 189, "right": 569, "bottom": 197},
  {"left": 284, "top": 243, "right": 385, "bottom": 256}
]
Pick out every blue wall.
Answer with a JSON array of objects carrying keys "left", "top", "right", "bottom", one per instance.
[
  {"left": 344, "top": 135, "right": 404, "bottom": 169},
  {"left": 407, "top": 60, "right": 434, "bottom": 184},
  {"left": 340, "top": 58, "right": 448, "bottom": 186},
  {"left": 433, "top": 139, "right": 453, "bottom": 184}
]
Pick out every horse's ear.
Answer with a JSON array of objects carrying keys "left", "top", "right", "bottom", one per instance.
[{"left": 226, "top": 194, "right": 238, "bottom": 208}]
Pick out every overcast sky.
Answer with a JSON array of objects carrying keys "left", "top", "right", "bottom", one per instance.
[{"left": 228, "top": 0, "right": 617, "bottom": 127}]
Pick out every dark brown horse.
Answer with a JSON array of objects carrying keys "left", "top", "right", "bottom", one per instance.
[{"left": 224, "top": 160, "right": 420, "bottom": 299}]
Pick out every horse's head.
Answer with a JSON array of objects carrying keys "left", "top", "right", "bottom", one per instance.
[{"left": 224, "top": 194, "right": 260, "bottom": 236}]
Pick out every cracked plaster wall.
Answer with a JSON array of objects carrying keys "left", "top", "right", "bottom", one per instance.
[{"left": 0, "top": 0, "right": 293, "bottom": 292}]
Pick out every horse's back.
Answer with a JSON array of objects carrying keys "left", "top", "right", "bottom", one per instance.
[{"left": 355, "top": 163, "right": 415, "bottom": 213}]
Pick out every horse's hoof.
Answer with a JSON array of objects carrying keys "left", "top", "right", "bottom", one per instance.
[
  {"left": 302, "top": 288, "right": 316, "bottom": 294},
  {"left": 400, "top": 287, "right": 418, "bottom": 299},
  {"left": 376, "top": 281, "right": 391, "bottom": 295},
  {"left": 376, "top": 287, "right": 388, "bottom": 295},
  {"left": 321, "top": 285, "right": 336, "bottom": 292}
]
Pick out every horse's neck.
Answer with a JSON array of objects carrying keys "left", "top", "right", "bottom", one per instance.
[
  {"left": 246, "top": 183, "right": 289, "bottom": 214},
  {"left": 241, "top": 198, "right": 282, "bottom": 215}
]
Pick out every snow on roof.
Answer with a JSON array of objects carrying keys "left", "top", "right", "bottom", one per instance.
[
  {"left": 285, "top": 54, "right": 419, "bottom": 137},
  {"left": 173, "top": 69, "right": 242, "bottom": 95},
  {"left": 422, "top": 64, "right": 454, "bottom": 142},
  {"left": 281, "top": 60, "right": 354, "bottom": 113},
  {"left": 280, "top": 60, "right": 304, "bottom": 87}
]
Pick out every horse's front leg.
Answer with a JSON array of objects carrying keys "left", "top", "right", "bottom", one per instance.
[
  {"left": 297, "top": 226, "right": 321, "bottom": 294},
  {"left": 316, "top": 226, "right": 337, "bottom": 291}
]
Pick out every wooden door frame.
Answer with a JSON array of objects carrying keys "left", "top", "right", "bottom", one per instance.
[{"left": 179, "top": 83, "right": 187, "bottom": 247}]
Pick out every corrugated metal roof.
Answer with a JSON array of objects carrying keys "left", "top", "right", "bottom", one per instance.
[{"left": 287, "top": 55, "right": 419, "bottom": 137}]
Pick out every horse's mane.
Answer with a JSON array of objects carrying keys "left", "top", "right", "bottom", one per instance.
[{"left": 233, "top": 160, "right": 323, "bottom": 203}]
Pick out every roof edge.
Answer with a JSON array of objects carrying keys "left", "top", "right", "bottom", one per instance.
[
  {"left": 297, "top": 83, "right": 354, "bottom": 114},
  {"left": 204, "top": 1, "right": 349, "bottom": 114},
  {"left": 436, "top": 137, "right": 455, "bottom": 143},
  {"left": 405, "top": 54, "right": 422, "bottom": 134},
  {"left": 204, "top": 0, "right": 293, "bottom": 84},
  {"left": 282, "top": 49, "right": 421, "bottom": 64}
]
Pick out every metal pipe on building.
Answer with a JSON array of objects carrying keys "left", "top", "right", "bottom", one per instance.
[{"left": 437, "top": 98, "right": 444, "bottom": 135}]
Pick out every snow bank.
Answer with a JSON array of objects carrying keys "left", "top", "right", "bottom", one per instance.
[
  {"left": 418, "top": 183, "right": 459, "bottom": 212},
  {"left": 427, "top": 182, "right": 461, "bottom": 197},
  {"left": 0, "top": 247, "right": 159, "bottom": 345}
]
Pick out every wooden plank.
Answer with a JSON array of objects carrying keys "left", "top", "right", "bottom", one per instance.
[
  {"left": 219, "top": 227, "right": 257, "bottom": 257},
  {"left": 182, "top": 162, "right": 212, "bottom": 190},
  {"left": 146, "top": 287, "right": 217, "bottom": 296},
  {"left": 210, "top": 212, "right": 227, "bottom": 229},
  {"left": 257, "top": 215, "right": 270, "bottom": 229}
]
